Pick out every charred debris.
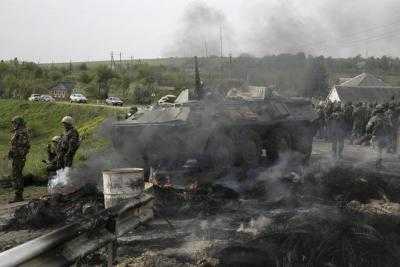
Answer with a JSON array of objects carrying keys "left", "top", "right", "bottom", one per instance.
[{"left": 2, "top": 58, "right": 400, "bottom": 266}]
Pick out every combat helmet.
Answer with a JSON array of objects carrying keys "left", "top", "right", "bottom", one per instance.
[
  {"left": 61, "top": 116, "right": 74, "bottom": 126},
  {"left": 374, "top": 104, "right": 385, "bottom": 114},
  {"left": 52, "top": 136, "right": 61, "bottom": 142},
  {"left": 11, "top": 116, "right": 25, "bottom": 128}
]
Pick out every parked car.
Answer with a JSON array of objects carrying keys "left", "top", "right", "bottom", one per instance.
[
  {"left": 70, "top": 93, "right": 88, "bottom": 103},
  {"left": 28, "top": 94, "right": 42, "bottom": 101},
  {"left": 106, "top": 96, "right": 123, "bottom": 106},
  {"left": 40, "top": 95, "right": 55, "bottom": 102}
]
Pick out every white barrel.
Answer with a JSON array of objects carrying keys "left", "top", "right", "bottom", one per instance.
[{"left": 102, "top": 168, "right": 144, "bottom": 209}]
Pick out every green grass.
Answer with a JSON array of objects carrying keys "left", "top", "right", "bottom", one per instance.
[{"left": 0, "top": 100, "right": 126, "bottom": 179}]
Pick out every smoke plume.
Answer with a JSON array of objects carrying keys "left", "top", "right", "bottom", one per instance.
[
  {"left": 244, "top": 0, "right": 400, "bottom": 57},
  {"left": 165, "top": 1, "right": 235, "bottom": 57},
  {"left": 168, "top": 0, "right": 400, "bottom": 58}
]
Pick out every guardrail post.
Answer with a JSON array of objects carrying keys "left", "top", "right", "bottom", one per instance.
[{"left": 107, "top": 241, "right": 117, "bottom": 267}]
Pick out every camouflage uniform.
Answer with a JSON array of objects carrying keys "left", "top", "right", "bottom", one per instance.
[
  {"left": 45, "top": 136, "right": 62, "bottom": 172},
  {"left": 343, "top": 102, "right": 354, "bottom": 138},
  {"left": 352, "top": 103, "right": 369, "bottom": 142},
  {"left": 316, "top": 103, "right": 326, "bottom": 139},
  {"left": 387, "top": 104, "right": 400, "bottom": 153},
  {"left": 366, "top": 105, "right": 392, "bottom": 168},
  {"left": 329, "top": 107, "right": 346, "bottom": 160},
  {"left": 8, "top": 116, "right": 30, "bottom": 201},
  {"left": 60, "top": 117, "right": 80, "bottom": 167}
]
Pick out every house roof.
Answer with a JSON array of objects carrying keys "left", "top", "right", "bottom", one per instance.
[
  {"left": 226, "top": 86, "right": 272, "bottom": 100},
  {"left": 51, "top": 81, "right": 74, "bottom": 91},
  {"left": 338, "top": 78, "right": 351, "bottom": 84},
  {"left": 334, "top": 86, "right": 400, "bottom": 103},
  {"left": 339, "top": 73, "right": 385, "bottom": 87}
]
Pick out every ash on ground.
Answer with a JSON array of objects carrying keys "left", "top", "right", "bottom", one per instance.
[{"left": 118, "top": 164, "right": 400, "bottom": 267}]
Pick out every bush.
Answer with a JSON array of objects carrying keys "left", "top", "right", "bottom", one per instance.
[{"left": 131, "top": 84, "right": 156, "bottom": 104}]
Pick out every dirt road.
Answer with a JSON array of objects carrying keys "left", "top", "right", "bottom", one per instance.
[{"left": 312, "top": 139, "right": 400, "bottom": 175}]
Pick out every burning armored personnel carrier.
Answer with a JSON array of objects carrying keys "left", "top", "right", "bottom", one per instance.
[{"left": 112, "top": 57, "right": 318, "bottom": 178}]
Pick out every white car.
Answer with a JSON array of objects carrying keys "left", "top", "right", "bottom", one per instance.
[
  {"left": 105, "top": 96, "right": 123, "bottom": 106},
  {"left": 70, "top": 93, "right": 88, "bottom": 103},
  {"left": 40, "top": 95, "right": 55, "bottom": 102},
  {"left": 28, "top": 94, "right": 42, "bottom": 101}
]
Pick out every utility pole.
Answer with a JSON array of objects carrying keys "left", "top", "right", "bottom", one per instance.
[
  {"left": 204, "top": 41, "right": 208, "bottom": 58},
  {"left": 219, "top": 25, "right": 224, "bottom": 79},
  {"left": 219, "top": 25, "right": 223, "bottom": 58},
  {"left": 229, "top": 53, "right": 232, "bottom": 79},
  {"left": 110, "top": 51, "right": 115, "bottom": 70}
]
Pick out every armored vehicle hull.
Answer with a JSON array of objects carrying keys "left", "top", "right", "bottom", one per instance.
[{"left": 112, "top": 89, "right": 317, "bottom": 179}]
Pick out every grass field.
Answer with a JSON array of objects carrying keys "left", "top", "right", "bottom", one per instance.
[{"left": 0, "top": 100, "right": 126, "bottom": 179}]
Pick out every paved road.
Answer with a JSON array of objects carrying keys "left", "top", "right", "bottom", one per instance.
[{"left": 55, "top": 101, "right": 130, "bottom": 110}]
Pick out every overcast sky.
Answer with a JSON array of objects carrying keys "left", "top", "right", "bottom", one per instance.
[{"left": 1, "top": 0, "right": 400, "bottom": 62}]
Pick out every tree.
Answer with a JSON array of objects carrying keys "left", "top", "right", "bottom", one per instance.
[
  {"left": 305, "top": 56, "right": 329, "bottom": 98},
  {"left": 78, "top": 72, "right": 92, "bottom": 84},
  {"left": 131, "top": 84, "right": 156, "bottom": 104},
  {"left": 79, "top": 63, "right": 88, "bottom": 71},
  {"left": 95, "top": 65, "right": 114, "bottom": 99}
]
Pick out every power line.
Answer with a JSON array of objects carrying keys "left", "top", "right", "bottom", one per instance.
[
  {"left": 298, "top": 26, "right": 400, "bottom": 50},
  {"left": 294, "top": 18, "right": 400, "bottom": 50}
]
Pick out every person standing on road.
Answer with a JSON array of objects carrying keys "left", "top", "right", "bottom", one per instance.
[
  {"left": 329, "top": 106, "right": 346, "bottom": 160},
  {"left": 8, "top": 116, "right": 30, "bottom": 203},
  {"left": 366, "top": 105, "right": 392, "bottom": 168},
  {"left": 60, "top": 116, "right": 80, "bottom": 168},
  {"left": 343, "top": 102, "right": 354, "bottom": 141},
  {"left": 387, "top": 104, "right": 400, "bottom": 153}
]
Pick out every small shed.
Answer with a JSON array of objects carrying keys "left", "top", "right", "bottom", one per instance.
[{"left": 49, "top": 81, "right": 74, "bottom": 99}]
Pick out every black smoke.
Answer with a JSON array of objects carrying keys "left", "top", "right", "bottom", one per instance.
[{"left": 165, "top": 1, "right": 235, "bottom": 57}]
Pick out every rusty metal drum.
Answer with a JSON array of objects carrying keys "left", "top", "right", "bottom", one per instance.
[{"left": 102, "top": 168, "right": 144, "bottom": 208}]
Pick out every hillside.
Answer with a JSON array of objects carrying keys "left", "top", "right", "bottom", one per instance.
[{"left": 0, "top": 100, "right": 126, "bottom": 179}]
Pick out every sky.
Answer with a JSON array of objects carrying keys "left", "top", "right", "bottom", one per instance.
[{"left": 1, "top": 0, "right": 400, "bottom": 62}]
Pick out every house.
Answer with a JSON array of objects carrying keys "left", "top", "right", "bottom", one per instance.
[
  {"left": 327, "top": 73, "right": 400, "bottom": 103},
  {"left": 49, "top": 81, "right": 75, "bottom": 99}
]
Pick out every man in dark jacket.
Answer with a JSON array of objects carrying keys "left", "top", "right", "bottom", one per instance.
[{"left": 8, "top": 116, "right": 30, "bottom": 202}]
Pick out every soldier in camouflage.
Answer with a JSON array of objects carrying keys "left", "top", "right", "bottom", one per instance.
[
  {"left": 343, "top": 102, "right": 354, "bottom": 140},
  {"left": 8, "top": 116, "right": 30, "bottom": 202},
  {"left": 60, "top": 116, "right": 80, "bottom": 167},
  {"left": 329, "top": 106, "right": 346, "bottom": 160},
  {"left": 44, "top": 135, "right": 62, "bottom": 173},
  {"left": 366, "top": 105, "right": 392, "bottom": 168}
]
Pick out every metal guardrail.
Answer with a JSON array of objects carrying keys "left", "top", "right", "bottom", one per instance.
[{"left": 0, "top": 193, "right": 154, "bottom": 267}]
